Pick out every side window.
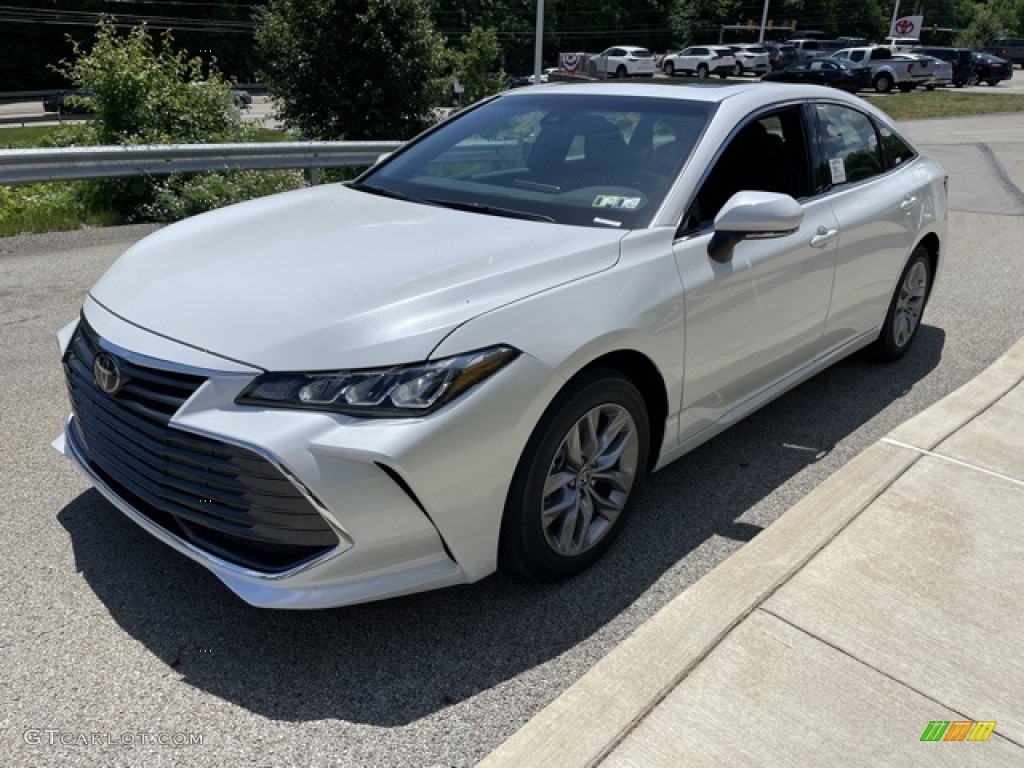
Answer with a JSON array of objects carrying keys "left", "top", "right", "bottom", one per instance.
[
  {"left": 814, "top": 104, "right": 884, "bottom": 188},
  {"left": 878, "top": 123, "right": 917, "bottom": 168},
  {"left": 686, "top": 107, "right": 811, "bottom": 231}
]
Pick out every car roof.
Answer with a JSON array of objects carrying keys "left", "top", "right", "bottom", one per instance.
[{"left": 499, "top": 80, "right": 860, "bottom": 107}]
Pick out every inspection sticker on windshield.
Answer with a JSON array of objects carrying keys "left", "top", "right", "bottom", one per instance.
[
  {"left": 593, "top": 195, "right": 641, "bottom": 210},
  {"left": 829, "top": 158, "right": 847, "bottom": 184}
]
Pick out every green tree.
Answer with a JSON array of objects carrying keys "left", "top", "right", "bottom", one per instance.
[
  {"left": 448, "top": 26, "right": 503, "bottom": 104},
  {"left": 55, "top": 19, "right": 298, "bottom": 220},
  {"left": 256, "top": 0, "right": 447, "bottom": 140},
  {"left": 955, "top": 0, "right": 1019, "bottom": 46},
  {"left": 58, "top": 20, "right": 246, "bottom": 146}
]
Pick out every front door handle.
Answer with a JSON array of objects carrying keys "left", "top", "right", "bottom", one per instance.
[
  {"left": 810, "top": 226, "right": 838, "bottom": 248},
  {"left": 900, "top": 196, "right": 918, "bottom": 212}
]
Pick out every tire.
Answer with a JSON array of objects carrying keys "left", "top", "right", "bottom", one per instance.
[
  {"left": 987, "top": 79, "right": 999, "bottom": 86},
  {"left": 499, "top": 370, "right": 650, "bottom": 582},
  {"left": 734, "top": 63, "right": 743, "bottom": 76},
  {"left": 874, "top": 73, "right": 894, "bottom": 94},
  {"left": 870, "top": 246, "right": 932, "bottom": 362},
  {"left": 697, "top": 64, "right": 709, "bottom": 79},
  {"left": 586, "top": 61, "right": 598, "bottom": 78},
  {"left": 954, "top": 80, "right": 965, "bottom": 88},
  {"left": 664, "top": 61, "right": 675, "bottom": 76},
  {"left": 615, "top": 64, "right": 627, "bottom": 79}
]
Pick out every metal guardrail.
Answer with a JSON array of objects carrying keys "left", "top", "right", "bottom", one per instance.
[
  {"left": 0, "top": 141, "right": 403, "bottom": 186},
  {"left": 0, "top": 113, "right": 91, "bottom": 128}
]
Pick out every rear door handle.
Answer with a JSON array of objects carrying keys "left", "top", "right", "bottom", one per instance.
[
  {"left": 900, "top": 196, "right": 918, "bottom": 212},
  {"left": 810, "top": 226, "right": 838, "bottom": 248}
]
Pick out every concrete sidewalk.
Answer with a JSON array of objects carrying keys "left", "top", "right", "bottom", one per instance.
[{"left": 481, "top": 336, "right": 1024, "bottom": 767}]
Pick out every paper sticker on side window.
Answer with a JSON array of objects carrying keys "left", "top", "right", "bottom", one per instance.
[{"left": 829, "top": 158, "right": 847, "bottom": 184}]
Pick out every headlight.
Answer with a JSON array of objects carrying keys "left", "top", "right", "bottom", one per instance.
[{"left": 236, "top": 346, "right": 519, "bottom": 417}]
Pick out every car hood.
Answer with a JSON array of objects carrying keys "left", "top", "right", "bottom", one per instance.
[{"left": 89, "top": 184, "right": 624, "bottom": 370}]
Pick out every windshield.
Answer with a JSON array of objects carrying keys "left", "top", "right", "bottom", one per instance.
[{"left": 356, "top": 92, "right": 714, "bottom": 229}]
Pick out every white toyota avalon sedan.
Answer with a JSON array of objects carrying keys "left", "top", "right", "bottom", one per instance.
[{"left": 55, "top": 82, "right": 947, "bottom": 608}]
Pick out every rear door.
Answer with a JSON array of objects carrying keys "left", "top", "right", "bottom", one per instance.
[{"left": 810, "top": 102, "right": 930, "bottom": 352}]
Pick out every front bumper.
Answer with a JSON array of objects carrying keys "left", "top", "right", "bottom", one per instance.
[{"left": 55, "top": 302, "right": 557, "bottom": 608}]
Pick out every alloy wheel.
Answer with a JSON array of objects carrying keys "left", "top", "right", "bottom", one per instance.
[{"left": 540, "top": 404, "right": 639, "bottom": 557}]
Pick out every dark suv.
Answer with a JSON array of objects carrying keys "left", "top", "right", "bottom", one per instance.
[
  {"left": 763, "top": 43, "right": 797, "bottom": 70},
  {"left": 912, "top": 47, "right": 974, "bottom": 86},
  {"left": 983, "top": 37, "right": 1024, "bottom": 68}
]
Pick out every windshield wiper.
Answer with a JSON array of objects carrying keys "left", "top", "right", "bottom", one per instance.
[
  {"left": 425, "top": 198, "right": 554, "bottom": 223},
  {"left": 348, "top": 182, "right": 429, "bottom": 205}
]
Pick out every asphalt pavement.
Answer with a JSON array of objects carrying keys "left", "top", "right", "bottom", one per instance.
[{"left": 1, "top": 114, "right": 1023, "bottom": 767}]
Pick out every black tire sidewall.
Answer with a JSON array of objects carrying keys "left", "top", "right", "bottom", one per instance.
[
  {"left": 873, "top": 247, "right": 932, "bottom": 361},
  {"left": 499, "top": 372, "right": 650, "bottom": 581}
]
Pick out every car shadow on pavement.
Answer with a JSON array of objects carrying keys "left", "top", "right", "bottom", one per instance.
[{"left": 57, "top": 326, "right": 944, "bottom": 727}]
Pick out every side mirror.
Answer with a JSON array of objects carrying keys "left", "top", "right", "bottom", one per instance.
[{"left": 709, "top": 191, "right": 804, "bottom": 263}]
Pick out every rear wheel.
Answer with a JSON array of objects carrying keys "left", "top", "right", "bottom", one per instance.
[
  {"left": 874, "top": 73, "right": 894, "bottom": 93},
  {"left": 987, "top": 79, "right": 999, "bottom": 86},
  {"left": 870, "top": 247, "right": 932, "bottom": 362},
  {"left": 734, "top": 63, "right": 743, "bottom": 76},
  {"left": 664, "top": 61, "right": 675, "bottom": 76},
  {"left": 499, "top": 371, "right": 650, "bottom": 581}
]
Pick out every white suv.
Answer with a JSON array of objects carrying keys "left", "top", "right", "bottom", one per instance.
[
  {"left": 586, "top": 46, "right": 657, "bottom": 78},
  {"left": 662, "top": 46, "right": 737, "bottom": 78},
  {"left": 728, "top": 44, "right": 771, "bottom": 75}
]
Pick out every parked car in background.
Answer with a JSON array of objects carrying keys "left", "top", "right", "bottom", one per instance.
[
  {"left": 912, "top": 47, "right": 975, "bottom": 87},
  {"left": 763, "top": 42, "right": 798, "bottom": 70},
  {"left": 727, "top": 44, "right": 770, "bottom": 75},
  {"left": 831, "top": 46, "right": 932, "bottom": 93},
  {"left": 41, "top": 89, "right": 94, "bottom": 114},
  {"left": 762, "top": 58, "right": 872, "bottom": 92},
  {"left": 788, "top": 38, "right": 842, "bottom": 60},
  {"left": 971, "top": 52, "right": 1014, "bottom": 85},
  {"left": 894, "top": 53, "right": 952, "bottom": 89},
  {"left": 662, "top": 46, "right": 736, "bottom": 78},
  {"left": 586, "top": 46, "right": 657, "bottom": 78},
  {"left": 55, "top": 81, "right": 947, "bottom": 608},
  {"left": 884, "top": 37, "right": 922, "bottom": 52},
  {"left": 983, "top": 36, "right": 1024, "bottom": 68},
  {"left": 231, "top": 89, "right": 252, "bottom": 109}
]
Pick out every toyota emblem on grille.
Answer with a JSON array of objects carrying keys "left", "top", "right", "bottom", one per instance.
[{"left": 93, "top": 352, "right": 123, "bottom": 396}]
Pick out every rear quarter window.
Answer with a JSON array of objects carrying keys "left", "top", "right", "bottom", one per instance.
[{"left": 878, "top": 124, "right": 917, "bottom": 168}]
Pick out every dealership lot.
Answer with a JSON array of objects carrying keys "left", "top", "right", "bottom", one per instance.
[{"left": 2, "top": 114, "right": 1024, "bottom": 766}]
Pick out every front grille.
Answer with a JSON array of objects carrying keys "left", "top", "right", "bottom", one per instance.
[{"left": 64, "top": 319, "right": 340, "bottom": 573}]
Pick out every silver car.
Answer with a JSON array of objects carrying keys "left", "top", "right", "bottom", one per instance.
[{"left": 56, "top": 83, "right": 947, "bottom": 608}]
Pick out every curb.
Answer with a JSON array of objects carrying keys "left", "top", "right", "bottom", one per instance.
[{"left": 479, "top": 335, "right": 1024, "bottom": 768}]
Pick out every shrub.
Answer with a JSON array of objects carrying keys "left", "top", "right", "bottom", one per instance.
[{"left": 54, "top": 19, "right": 291, "bottom": 221}]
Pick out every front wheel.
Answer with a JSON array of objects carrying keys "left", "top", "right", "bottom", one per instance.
[
  {"left": 664, "top": 61, "right": 675, "bottom": 76},
  {"left": 499, "top": 371, "right": 650, "bottom": 581},
  {"left": 615, "top": 64, "right": 627, "bottom": 79},
  {"left": 870, "top": 247, "right": 932, "bottom": 362},
  {"left": 697, "top": 64, "right": 709, "bottom": 79},
  {"left": 987, "top": 79, "right": 999, "bottom": 86},
  {"left": 734, "top": 63, "right": 743, "bottom": 76}
]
